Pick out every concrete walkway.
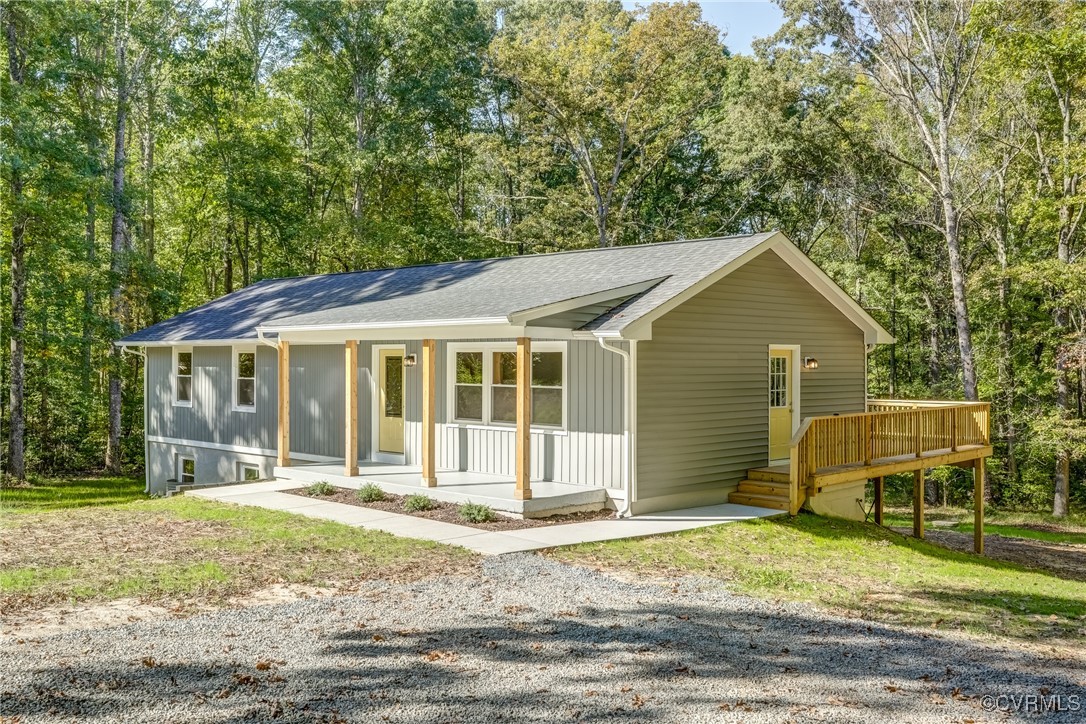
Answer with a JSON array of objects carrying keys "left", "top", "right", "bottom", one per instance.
[{"left": 187, "top": 479, "right": 783, "bottom": 554}]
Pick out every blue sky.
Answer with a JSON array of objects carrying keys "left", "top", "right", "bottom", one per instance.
[{"left": 623, "top": 1, "right": 785, "bottom": 55}]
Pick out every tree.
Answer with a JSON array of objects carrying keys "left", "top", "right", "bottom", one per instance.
[
  {"left": 492, "top": 2, "right": 727, "bottom": 247},
  {"left": 789, "top": 0, "right": 989, "bottom": 400}
]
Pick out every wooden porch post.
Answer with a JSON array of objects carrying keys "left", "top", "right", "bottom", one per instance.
[
  {"left": 974, "top": 458, "right": 984, "bottom": 555},
  {"left": 344, "top": 340, "right": 358, "bottom": 477},
  {"left": 873, "top": 476, "right": 884, "bottom": 526},
  {"left": 277, "top": 341, "right": 291, "bottom": 467},
  {"left": 421, "top": 339, "right": 437, "bottom": 487},
  {"left": 515, "top": 336, "right": 532, "bottom": 500},
  {"left": 912, "top": 469, "right": 924, "bottom": 539}
]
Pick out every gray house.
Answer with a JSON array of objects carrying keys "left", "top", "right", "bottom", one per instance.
[{"left": 120, "top": 231, "right": 917, "bottom": 518}]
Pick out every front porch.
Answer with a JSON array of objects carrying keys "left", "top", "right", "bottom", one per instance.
[{"left": 274, "top": 461, "right": 610, "bottom": 518}]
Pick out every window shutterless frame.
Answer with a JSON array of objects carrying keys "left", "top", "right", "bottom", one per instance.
[
  {"left": 446, "top": 341, "right": 567, "bottom": 431},
  {"left": 178, "top": 456, "right": 196, "bottom": 484},
  {"left": 172, "top": 346, "right": 193, "bottom": 407},
  {"left": 237, "top": 462, "right": 260, "bottom": 481},
  {"left": 232, "top": 346, "right": 257, "bottom": 412}
]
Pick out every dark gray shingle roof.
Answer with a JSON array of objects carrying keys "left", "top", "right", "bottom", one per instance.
[{"left": 119, "top": 232, "right": 776, "bottom": 343}]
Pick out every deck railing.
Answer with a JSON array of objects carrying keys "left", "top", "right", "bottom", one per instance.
[{"left": 786, "top": 399, "right": 990, "bottom": 514}]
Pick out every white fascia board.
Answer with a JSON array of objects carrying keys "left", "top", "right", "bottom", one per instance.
[
  {"left": 507, "top": 277, "right": 668, "bottom": 325},
  {"left": 115, "top": 339, "right": 256, "bottom": 348}
]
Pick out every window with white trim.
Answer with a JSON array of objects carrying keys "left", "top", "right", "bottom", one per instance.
[
  {"left": 174, "top": 348, "right": 193, "bottom": 406},
  {"left": 237, "top": 462, "right": 260, "bottom": 481},
  {"left": 233, "top": 347, "right": 256, "bottom": 411},
  {"left": 449, "top": 343, "right": 565, "bottom": 428},
  {"left": 178, "top": 456, "right": 195, "bottom": 484}
]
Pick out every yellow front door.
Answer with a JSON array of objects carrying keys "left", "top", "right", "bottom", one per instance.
[
  {"left": 378, "top": 348, "right": 405, "bottom": 455},
  {"left": 768, "top": 349, "right": 794, "bottom": 461}
]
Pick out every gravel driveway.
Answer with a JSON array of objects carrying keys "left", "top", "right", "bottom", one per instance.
[{"left": 3, "top": 555, "right": 1082, "bottom": 722}]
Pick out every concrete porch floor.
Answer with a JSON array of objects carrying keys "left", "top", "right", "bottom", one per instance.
[{"left": 272, "top": 461, "right": 611, "bottom": 517}]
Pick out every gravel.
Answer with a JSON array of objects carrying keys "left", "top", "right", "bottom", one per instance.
[{"left": 2, "top": 555, "right": 1082, "bottom": 722}]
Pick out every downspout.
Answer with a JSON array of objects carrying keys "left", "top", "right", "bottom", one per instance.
[
  {"left": 120, "top": 345, "right": 149, "bottom": 493},
  {"left": 598, "top": 337, "right": 637, "bottom": 517}
]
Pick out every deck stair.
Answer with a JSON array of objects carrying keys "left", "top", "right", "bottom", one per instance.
[{"left": 728, "top": 466, "right": 791, "bottom": 511}]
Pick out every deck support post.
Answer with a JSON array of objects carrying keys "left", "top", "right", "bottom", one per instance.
[
  {"left": 421, "top": 338, "right": 437, "bottom": 487},
  {"left": 344, "top": 341, "right": 358, "bottom": 477},
  {"left": 873, "top": 476, "right": 884, "bottom": 526},
  {"left": 515, "top": 336, "right": 532, "bottom": 500},
  {"left": 973, "top": 457, "right": 984, "bottom": 555},
  {"left": 277, "top": 341, "right": 291, "bottom": 467},
  {"left": 912, "top": 469, "right": 924, "bottom": 539}
]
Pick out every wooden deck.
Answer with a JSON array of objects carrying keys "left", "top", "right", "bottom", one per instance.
[{"left": 728, "top": 399, "right": 991, "bottom": 553}]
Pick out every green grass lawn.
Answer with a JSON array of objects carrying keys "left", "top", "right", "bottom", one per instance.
[
  {"left": 1, "top": 475, "right": 148, "bottom": 512},
  {"left": 879, "top": 506, "right": 1086, "bottom": 545},
  {"left": 1, "top": 476, "right": 475, "bottom": 612},
  {"left": 553, "top": 513, "right": 1086, "bottom": 644}
]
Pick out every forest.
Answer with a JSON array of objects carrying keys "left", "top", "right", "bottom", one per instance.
[{"left": 1, "top": 0, "right": 1083, "bottom": 515}]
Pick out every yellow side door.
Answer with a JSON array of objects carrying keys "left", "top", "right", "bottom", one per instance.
[
  {"left": 378, "top": 348, "right": 405, "bottom": 455},
  {"left": 768, "top": 349, "right": 794, "bottom": 461}
]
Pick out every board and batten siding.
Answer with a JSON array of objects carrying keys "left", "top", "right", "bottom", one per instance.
[
  {"left": 635, "top": 248, "right": 867, "bottom": 513},
  {"left": 146, "top": 344, "right": 277, "bottom": 450},
  {"left": 432, "top": 339, "right": 624, "bottom": 487},
  {"left": 146, "top": 338, "right": 624, "bottom": 491}
]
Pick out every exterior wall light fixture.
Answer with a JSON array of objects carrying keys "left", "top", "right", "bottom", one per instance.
[
  {"left": 802, "top": 357, "right": 819, "bottom": 370},
  {"left": 403, "top": 353, "right": 417, "bottom": 368}
]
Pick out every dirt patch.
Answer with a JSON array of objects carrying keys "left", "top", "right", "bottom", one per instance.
[
  {"left": 284, "top": 487, "right": 614, "bottom": 530},
  {"left": 891, "top": 526, "right": 1086, "bottom": 581},
  {"left": 1, "top": 583, "right": 347, "bottom": 640}
]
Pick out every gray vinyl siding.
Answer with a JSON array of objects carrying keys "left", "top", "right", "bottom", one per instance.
[
  {"left": 146, "top": 345, "right": 277, "bottom": 450},
  {"left": 145, "top": 338, "right": 624, "bottom": 490},
  {"left": 636, "top": 249, "right": 866, "bottom": 504}
]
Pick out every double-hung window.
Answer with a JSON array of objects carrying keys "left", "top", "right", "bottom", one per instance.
[
  {"left": 233, "top": 347, "right": 256, "bottom": 411},
  {"left": 173, "top": 347, "right": 193, "bottom": 406},
  {"left": 449, "top": 343, "right": 565, "bottom": 429}
]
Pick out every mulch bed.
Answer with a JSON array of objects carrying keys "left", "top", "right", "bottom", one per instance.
[{"left": 284, "top": 486, "right": 614, "bottom": 531}]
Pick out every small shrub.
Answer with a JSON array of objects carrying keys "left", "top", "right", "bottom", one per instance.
[
  {"left": 357, "top": 483, "right": 386, "bottom": 503},
  {"left": 458, "top": 502, "right": 495, "bottom": 524},
  {"left": 305, "top": 480, "right": 336, "bottom": 497},
  {"left": 403, "top": 494, "right": 436, "bottom": 512}
]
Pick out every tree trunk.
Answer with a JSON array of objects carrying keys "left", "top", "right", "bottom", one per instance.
[
  {"left": 106, "top": 19, "right": 130, "bottom": 474},
  {"left": 994, "top": 169, "right": 1017, "bottom": 498},
  {"left": 941, "top": 197, "right": 977, "bottom": 400},
  {"left": 351, "top": 71, "right": 365, "bottom": 221},
  {"left": 5, "top": 10, "right": 27, "bottom": 483}
]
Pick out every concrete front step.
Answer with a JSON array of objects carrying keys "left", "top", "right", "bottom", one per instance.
[
  {"left": 727, "top": 492, "right": 790, "bottom": 511},
  {"left": 737, "top": 479, "right": 789, "bottom": 496},
  {"left": 746, "top": 467, "right": 790, "bottom": 484}
]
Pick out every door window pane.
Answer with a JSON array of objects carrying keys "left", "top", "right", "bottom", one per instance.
[
  {"left": 770, "top": 356, "right": 788, "bottom": 408},
  {"left": 384, "top": 356, "right": 403, "bottom": 418}
]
